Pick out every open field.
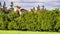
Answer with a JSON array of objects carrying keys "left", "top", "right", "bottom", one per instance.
[{"left": 0, "top": 30, "right": 60, "bottom": 34}]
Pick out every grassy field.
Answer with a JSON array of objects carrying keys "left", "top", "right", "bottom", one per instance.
[{"left": 0, "top": 30, "right": 60, "bottom": 34}]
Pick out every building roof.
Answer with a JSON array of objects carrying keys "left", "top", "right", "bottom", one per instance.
[
  {"left": 21, "top": 9, "right": 29, "bottom": 12},
  {"left": 14, "top": 6, "right": 21, "bottom": 9}
]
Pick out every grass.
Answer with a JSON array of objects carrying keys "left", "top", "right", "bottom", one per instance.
[{"left": 0, "top": 30, "right": 60, "bottom": 34}]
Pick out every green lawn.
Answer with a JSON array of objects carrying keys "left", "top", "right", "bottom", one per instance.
[{"left": 0, "top": 30, "right": 60, "bottom": 34}]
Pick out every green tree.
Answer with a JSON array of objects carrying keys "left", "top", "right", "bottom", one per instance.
[
  {"left": 37, "top": 5, "right": 40, "bottom": 10},
  {"left": 10, "top": 2, "right": 14, "bottom": 10},
  {"left": 10, "top": 2, "right": 13, "bottom": 8},
  {"left": 41, "top": 5, "right": 45, "bottom": 12},
  {"left": 3, "top": 1, "right": 6, "bottom": 8},
  {"left": 0, "top": 2, "right": 2, "bottom": 8}
]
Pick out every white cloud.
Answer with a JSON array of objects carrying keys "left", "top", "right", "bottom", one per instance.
[
  {"left": 8, "top": 0, "right": 59, "bottom": 2},
  {"left": 20, "top": 0, "right": 59, "bottom": 2},
  {"left": 6, "top": 0, "right": 60, "bottom": 10},
  {"left": 9, "top": 0, "right": 20, "bottom": 2}
]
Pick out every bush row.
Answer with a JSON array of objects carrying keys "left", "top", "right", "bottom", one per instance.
[{"left": 0, "top": 9, "right": 60, "bottom": 32}]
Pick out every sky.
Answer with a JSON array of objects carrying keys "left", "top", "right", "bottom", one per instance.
[{"left": 0, "top": 0, "right": 60, "bottom": 10}]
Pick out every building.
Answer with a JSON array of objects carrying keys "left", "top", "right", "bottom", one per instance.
[
  {"left": 14, "top": 6, "right": 21, "bottom": 15},
  {"left": 21, "top": 9, "right": 29, "bottom": 12},
  {"left": 14, "top": 6, "right": 29, "bottom": 15},
  {"left": 1, "top": 7, "right": 9, "bottom": 13}
]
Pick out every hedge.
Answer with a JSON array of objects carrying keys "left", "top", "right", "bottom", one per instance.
[{"left": 0, "top": 9, "right": 60, "bottom": 32}]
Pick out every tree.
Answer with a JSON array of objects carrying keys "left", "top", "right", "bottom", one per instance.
[
  {"left": 9, "top": 2, "right": 14, "bottom": 11},
  {"left": 10, "top": 2, "right": 13, "bottom": 8},
  {"left": 33, "top": 7, "right": 35, "bottom": 10},
  {"left": 3, "top": 1, "right": 6, "bottom": 8},
  {"left": 37, "top": 5, "right": 40, "bottom": 10},
  {"left": 42, "top": 5, "right": 45, "bottom": 11},
  {"left": 0, "top": 2, "right": 2, "bottom": 8}
]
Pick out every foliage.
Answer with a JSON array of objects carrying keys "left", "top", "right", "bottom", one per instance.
[{"left": 0, "top": 9, "right": 60, "bottom": 32}]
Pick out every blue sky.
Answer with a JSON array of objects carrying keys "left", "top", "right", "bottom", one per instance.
[{"left": 0, "top": 0, "right": 60, "bottom": 10}]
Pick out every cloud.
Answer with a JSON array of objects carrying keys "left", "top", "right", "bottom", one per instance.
[
  {"left": 7, "top": 0, "right": 59, "bottom": 3},
  {"left": 2, "top": 0, "right": 60, "bottom": 10},
  {"left": 18, "top": 0, "right": 60, "bottom": 2},
  {"left": 44, "top": 1, "right": 60, "bottom": 7},
  {"left": 8, "top": 0, "right": 20, "bottom": 2}
]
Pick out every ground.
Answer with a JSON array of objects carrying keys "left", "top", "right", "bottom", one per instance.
[{"left": 0, "top": 30, "right": 60, "bottom": 34}]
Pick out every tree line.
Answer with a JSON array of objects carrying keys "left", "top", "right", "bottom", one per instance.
[
  {"left": 0, "top": 1, "right": 45, "bottom": 11},
  {"left": 0, "top": 1, "right": 13, "bottom": 8}
]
